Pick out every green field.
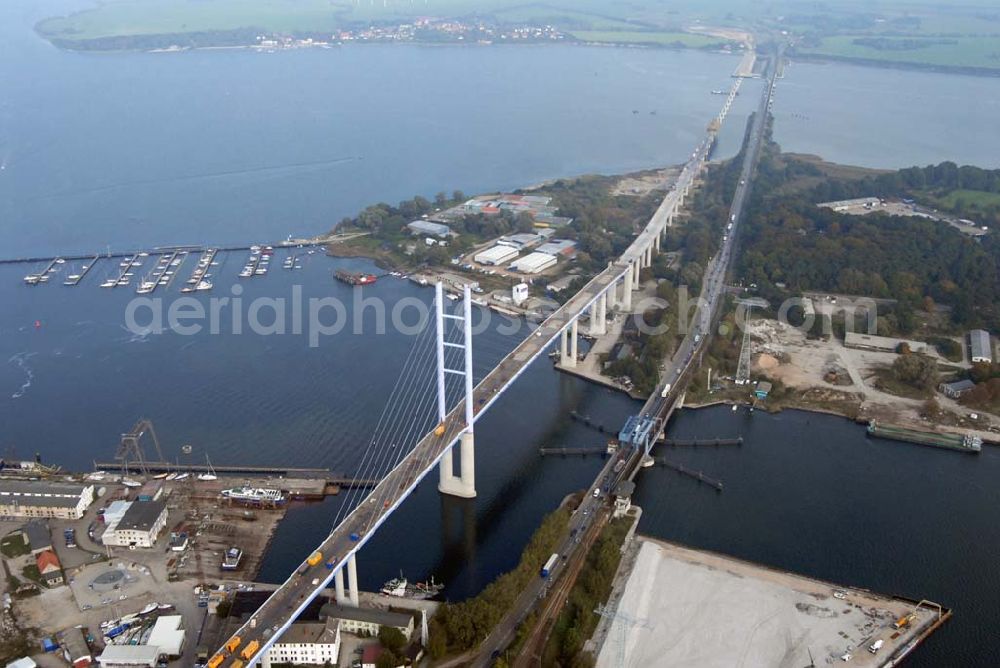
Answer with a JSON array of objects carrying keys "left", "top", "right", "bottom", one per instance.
[
  {"left": 932, "top": 189, "right": 1000, "bottom": 209},
  {"left": 799, "top": 34, "right": 1000, "bottom": 71},
  {"left": 570, "top": 30, "right": 725, "bottom": 48},
  {"left": 0, "top": 532, "right": 29, "bottom": 558}
]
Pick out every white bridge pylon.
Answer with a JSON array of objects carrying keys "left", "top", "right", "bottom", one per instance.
[{"left": 435, "top": 282, "right": 477, "bottom": 498}]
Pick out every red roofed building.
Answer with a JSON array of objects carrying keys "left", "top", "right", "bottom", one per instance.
[{"left": 35, "top": 549, "right": 64, "bottom": 587}]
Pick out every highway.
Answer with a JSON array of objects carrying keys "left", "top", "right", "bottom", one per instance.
[
  {"left": 471, "top": 48, "right": 780, "bottom": 667},
  {"left": 637, "top": 47, "right": 780, "bottom": 431}
]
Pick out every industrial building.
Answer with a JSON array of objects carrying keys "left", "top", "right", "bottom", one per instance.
[
  {"left": 510, "top": 251, "right": 558, "bottom": 274},
  {"left": 406, "top": 220, "right": 452, "bottom": 237},
  {"left": 146, "top": 616, "right": 185, "bottom": 658},
  {"left": 939, "top": 379, "right": 976, "bottom": 399},
  {"left": 57, "top": 627, "right": 92, "bottom": 668},
  {"left": 843, "top": 332, "right": 928, "bottom": 354},
  {"left": 817, "top": 196, "right": 882, "bottom": 212},
  {"left": 5, "top": 659, "right": 37, "bottom": 668},
  {"left": 102, "top": 500, "right": 168, "bottom": 548},
  {"left": 474, "top": 244, "right": 519, "bottom": 266},
  {"left": 535, "top": 239, "right": 578, "bottom": 258},
  {"left": 0, "top": 481, "right": 95, "bottom": 520},
  {"left": 22, "top": 520, "right": 52, "bottom": 555},
  {"left": 512, "top": 283, "right": 529, "bottom": 306},
  {"left": 261, "top": 618, "right": 341, "bottom": 667},
  {"left": 969, "top": 329, "right": 992, "bottom": 363},
  {"left": 497, "top": 232, "right": 547, "bottom": 250},
  {"left": 96, "top": 645, "right": 161, "bottom": 668},
  {"left": 320, "top": 603, "right": 415, "bottom": 641}
]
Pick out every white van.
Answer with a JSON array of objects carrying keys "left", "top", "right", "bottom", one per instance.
[{"left": 868, "top": 639, "right": 884, "bottom": 654}]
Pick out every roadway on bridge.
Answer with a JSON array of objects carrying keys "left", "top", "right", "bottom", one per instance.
[
  {"left": 471, "top": 48, "right": 781, "bottom": 667},
  {"left": 215, "top": 53, "right": 760, "bottom": 667}
]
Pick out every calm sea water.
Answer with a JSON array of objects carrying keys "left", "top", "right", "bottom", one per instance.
[
  {"left": 3, "top": 1, "right": 999, "bottom": 664},
  {"left": 0, "top": 0, "right": 752, "bottom": 258},
  {"left": 636, "top": 407, "right": 1000, "bottom": 667},
  {"left": 773, "top": 59, "right": 1000, "bottom": 169}
]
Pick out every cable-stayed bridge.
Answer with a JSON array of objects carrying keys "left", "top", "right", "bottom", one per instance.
[{"left": 211, "top": 78, "right": 749, "bottom": 666}]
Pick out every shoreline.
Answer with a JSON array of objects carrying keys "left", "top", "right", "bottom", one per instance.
[
  {"left": 598, "top": 535, "right": 952, "bottom": 667},
  {"left": 38, "top": 31, "right": 735, "bottom": 55},
  {"left": 679, "top": 397, "right": 1000, "bottom": 447}
]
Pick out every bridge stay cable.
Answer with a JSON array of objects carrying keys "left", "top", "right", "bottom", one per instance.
[{"left": 330, "top": 314, "right": 439, "bottom": 527}]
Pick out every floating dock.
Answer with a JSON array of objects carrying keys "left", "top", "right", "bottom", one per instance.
[
  {"left": 103, "top": 253, "right": 142, "bottom": 289},
  {"left": 867, "top": 420, "right": 981, "bottom": 453},
  {"left": 63, "top": 255, "right": 100, "bottom": 286},
  {"left": 136, "top": 250, "right": 185, "bottom": 294},
  {"left": 180, "top": 248, "right": 217, "bottom": 293},
  {"left": 22, "top": 257, "right": 61, "bottom": 285}
]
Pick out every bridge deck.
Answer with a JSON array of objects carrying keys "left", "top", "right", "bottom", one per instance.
[{"left": 216, "top": 79, "right": 728, "bottom": 665}]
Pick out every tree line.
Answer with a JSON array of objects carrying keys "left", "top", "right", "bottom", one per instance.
[{"left": 738, "top": 154, "right": 1000, "bottom": 332}]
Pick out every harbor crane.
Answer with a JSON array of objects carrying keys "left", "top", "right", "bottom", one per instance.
[{"left": 115, "top": 418, "right": 166, "bottom": 476}]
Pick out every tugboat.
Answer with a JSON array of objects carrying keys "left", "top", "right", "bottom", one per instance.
[{"left": 380, "top": 573, "right": 444, "bottom": 600}]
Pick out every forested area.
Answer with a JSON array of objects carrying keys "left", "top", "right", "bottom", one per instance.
[
  {"left": 738, "top": 150, "right": 1000, "bottom": 332},
  {"left": 539, "top": 175, "right": 661, "bottom": 271}
]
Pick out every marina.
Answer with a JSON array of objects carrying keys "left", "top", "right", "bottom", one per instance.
[
  {"left": 136, "top": 250, "right": 186, "bottom": 294},
  {"left": 180, "top": 248, "right": 217, "bottom": 293},
  {"left": 22, "top": 257, "right": 62, "bottom": 285},
  {"left": 62, "top": 255, "right": 100, "bottom": 286},
  {"left": 101, "top": 252, "right": 143, "bottom": 289},
  {"left": 6, "top": 241, "right": 324, "bottom": 289},
  {"left": 238, "top": 246, "right": 269, "bottom": 279}
]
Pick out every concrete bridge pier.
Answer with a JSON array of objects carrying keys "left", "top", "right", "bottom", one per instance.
[
  {"left": 589, "top": 293, "right": 607, "bottom": 336},
  {"left": 439, "top": 449, "right": 455, "bottom": 490},
  {"left": 334, "top": 567, "right": 346, "bottom": 604},
  {"left": 439, "top": 432, "right": 476, "bottom": 498},
  {"left": 631, "top": 258, "right": 641, "bottom": 290},
  {"left": 569, "top": 319, "right": 579, "bottom": 365},
  {"left": 621, "top": 265, "right": 633, "bottom": 311},
  {"left": 347, "top": 553, "right": 360, "bottom": 607}
]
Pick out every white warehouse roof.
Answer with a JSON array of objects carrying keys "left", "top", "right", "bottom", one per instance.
[
  {"left": 97, "top": 645, "right": 161, "bottom": 667},
  {"left": 475, "top": 245, "right": 519, "bottom": 266},
  {"left": 510, "top": 252, "right": 558, "bottom": 274},
  {"left": 970, "top": 329, "right": 992, "bottom": 362},
  {"left": 406, "top": 220, "right": 452, "bottom": 237},
  {"left": 147, "top": 615, "right": 185, "bottom": 656}
]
